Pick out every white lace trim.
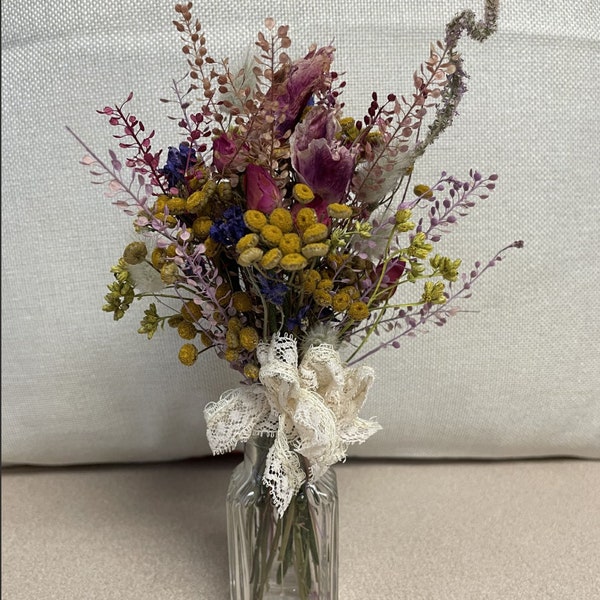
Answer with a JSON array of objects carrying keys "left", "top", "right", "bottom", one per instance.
[{"left": 204, "top": 334, "right": 381, "bottom": 517}]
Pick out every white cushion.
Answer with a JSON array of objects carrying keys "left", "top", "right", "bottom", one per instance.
[{"left": 2, "top": 0, "right": 599, "bottom": 464}]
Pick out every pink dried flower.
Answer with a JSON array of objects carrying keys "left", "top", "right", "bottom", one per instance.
[
  {"left": 244, "top": 164, "right": 282, "bottom": 213},
  {"left": 291, "top": 107, "right": 355, "bottom": 203},
  {"left": 212, "top": 131, "right": 247, "bottom": 172},
  {"left": 272, "top": 46, "right": 335, "bottom": 135}
]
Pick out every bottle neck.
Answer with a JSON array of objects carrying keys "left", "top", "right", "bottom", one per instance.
[{"left": 243, "top": 435, "right": 274, "bottom": 477}]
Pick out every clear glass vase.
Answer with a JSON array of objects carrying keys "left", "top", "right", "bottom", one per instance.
[{"left": 226, "top": 435, "right": 339, "bottom": 600}]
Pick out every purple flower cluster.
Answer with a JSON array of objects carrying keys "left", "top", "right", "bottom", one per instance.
[
  {"left": 209, "top": 206, "right": 247, "bottom": 245},
  {"left": 161, "top": 143, "right": 196, "bottom": 188}
]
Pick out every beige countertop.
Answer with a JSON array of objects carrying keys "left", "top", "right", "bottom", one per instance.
[{"left": 2, "top": 457, "right": 599, "bottom": 599}]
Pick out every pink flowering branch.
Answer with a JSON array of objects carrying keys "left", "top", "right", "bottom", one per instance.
[{"left": 346, "top": 240, "right": 523, "bottom": 366}]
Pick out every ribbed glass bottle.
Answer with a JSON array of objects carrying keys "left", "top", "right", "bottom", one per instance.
[{"left": 226, "top": 436, "right": 338, "bottom": 600}]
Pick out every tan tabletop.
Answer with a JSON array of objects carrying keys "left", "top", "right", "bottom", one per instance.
[{"left": 2, "top": 457, "right": 599, "bottom": 599}]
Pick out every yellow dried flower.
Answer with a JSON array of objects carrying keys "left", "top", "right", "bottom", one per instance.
[
  {"left": 200, "top": 331, "right": 212, "bottom": 347},
  {"left": 244, "top": 364, "right": 260, "bottom": 381},
  {"left": 224, "top": 348, "right": 239, "bottom": 362},
  {"left": 203, "top": 236, "right": 220, "bottom": 257},
  {"left": 239, "top": 327, "right": 259, "bottom": 352},
  {"left": 332, "top": 291, "right": 351, "bottom": 312},
  {"left": 168, "top": 314, "right": 184, "bottom": 328},
  {"left": 217, "top": 181, "right": 232, "bottom": 202},
  {"left": 295, "top": 207, "right": 318, "bottom": 231},
  {"left": 269, "top": 208, "right": 294, "bottom": 233},
  {"left": 215, "top": 283, "right": 232, "bottom": 307},
  {"left": 165, "top": 244, "right": 177, "bottom": 258},
  {"left": 178, "top": 343, "right": 199, "bottom": 366},
  {"left": 160, "top": 262, "right": 179, "bottom": 284},
  {"left": 313, "top": 289, "right": 332, "bottom": 307},
  {"left": 192, "top": 216, "right": 213, "bottom": 240},
  {"left": 280, "top": 253, "right": 308, "bottom": 272},
  {"left": 177, "top": 321, "right": 197, "bottom": 340},
  {"left": 366, "top": 130, "right": 383, "bottom": 145},
  {"left": 122, "top": 241, "right": 147, "bottom": 265},
  {"left": 421, "top": 281, "right": 446, "bottom": 304},
  {"left": 227, "top": 316, "right": 243, "bottom": 333},
  {"left": 414, "top": 184, "right": 434, "bottom": 199},
  {"left": 341, "top": 285, "right": 360, "bottom": 300},
  {"left": 338, "top": 117, "right": 360, "bottom": 141},
  {"left": 154, "top": 195, "right": 168, "bottom": 213},
  {"left": 154, "top": 213, "right": 178, "bottom": 227},
  {"left": 186, "top": 189, "right": 208, "bottom": 213},
  {"left": 151, "top": 248, "right": 166, "bottom": 269},
  {"left": 302, "top": 269, "right": 321, "bottom": 294},
  {"left": 260, "top": 224, "right": 283, "bottom": 248},
  {"left": 430, "top": 254, "right": 462, "bottom": 282},
  {"left": 237, "top": 247, "right": 264, "bottom": 267},
  {"left": 317, "top": 278, "right": 334, "bottom": 291},
  {"left": 182, "top": 300, "right": 203, "bottom": 322},
  {"left": 302, "top": 242, "right": 329, "bottom": 258},
  {"left": 408, "top": 232, "right": 434, "bottom": 259},
  {"left": 166, "top": 197, "right": 187, "bottom": 214},
  {"left": 348, "top": 301, "right": 370, "bottom": 321},
  {"left": 260, "top": 247, "right": 283, "bottom": 270},
  {"left": 327, "top": 203, "right": 353, "bottom": 220},
  {"left": 236, "top": 233, "right": 260, "bottom": 254},
  {"left": 292, "top": 183, "right": 315, "bottom": 204},
  {"left": 226, "top": 329, "right": 240, "bottom": 349},
  {"left": 303, "top": 223, "right": 329, "bottom": 244},
  {"left": 244, "top": 210, "right": 268, "bottom": 232},
  {"left": 232, "top": 291, "right": 253, "bottom": 312},
  {"left": 279, "top": 233, "right": 302, "bottom": 255}
]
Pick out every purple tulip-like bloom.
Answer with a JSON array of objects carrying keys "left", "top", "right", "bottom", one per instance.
[
  {"left": 273, "top": 46, "right": 335, "bottom": 136},
  {"left": 291, "top": 107, "right": 355, "bottom": 204}
]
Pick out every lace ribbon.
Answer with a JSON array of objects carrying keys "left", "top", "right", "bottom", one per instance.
[{"left": 204, "top": 334, "right": 381, "bottom": 517}]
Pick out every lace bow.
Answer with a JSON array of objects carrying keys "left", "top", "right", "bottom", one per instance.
[{"left": 204, "top": 334, "right": 380, "bottom": 517}]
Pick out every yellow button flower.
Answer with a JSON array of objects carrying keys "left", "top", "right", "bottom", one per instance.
[
  {"left": 232, "top": 291, "right": 253, "bottom": 312},
  {"left": 413, "top": 184, "right": 433, "bottom": 199},
  {"left": 269, "top": 208, "right": 294, "bottom": 233},
  {"left": 237, "top": 247, "right": 264, "bottom": 267},
  {"left": 260, "top": 224, "right": 283, "bottom": 247},
  {"left": 280, "top": 253, "right": 308, "bottom": 271},
  {"left": 302, "top": 242, "right": 329, "bottom": 259},
  {"left": 178, "top": 343, "right": 199, "bottom": 366},
  {"left": 332, "top": 291, "right": 351, "bottom": 312},
  {"left": 182, "top": 300, "right": 203, "bottom": 322},
  {"left": 327, "top": 203, "right": 353, "bottom": 220},
  {"left": 239, "top": 327, "right": 259, "bottom": 352},
  {"left": 295, "top": 207, "right": 318, "bottom": 231},
  {"left": 303, "top": 223, "right": 329, "bottom": 244},
  {"left": 348, "top": 301, "right": 370, "bottom": 321},
  {"left": 261, "top": 248, "right": 283, "bottom": 270},
  {"left": 293, "top": 183, "right": 315, "bottom": 204},
  {"left": 236, "top": 233, "right": 260, "bottom": 254},
  {"left": 192, "top": 216, "right": 213, "bottom": 239},
  {"left": 244, "top": 210, "right": 268, "bottom": 232},
  {"left": 279, "top": 233, "right": 302, "bottom": 255},
  {"left": 177, "top": 321, "right": 197, "bottom": 340}
]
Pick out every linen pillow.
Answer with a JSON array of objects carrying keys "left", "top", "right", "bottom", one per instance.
[{"left": 2, "top": 0, "right": 599, "bottom": 464}]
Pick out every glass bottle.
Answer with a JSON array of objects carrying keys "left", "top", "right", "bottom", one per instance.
[{"left": 226, "top": 436, "right": 338, "bottom": 600}]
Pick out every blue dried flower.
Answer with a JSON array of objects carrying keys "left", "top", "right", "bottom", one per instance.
[
  {"left": 257, "top": 275, "right": 287, "bottom": 307},
  {"left": 210, "top": 206, "right": 247, "bottom": 246},
  {"left": 161, "top": 143, "right": 196, "bottom": 187}
]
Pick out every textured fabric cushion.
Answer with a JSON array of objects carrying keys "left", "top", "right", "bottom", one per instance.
[{"left": 2, "top": 0, "right": 599, "bottom": 465}]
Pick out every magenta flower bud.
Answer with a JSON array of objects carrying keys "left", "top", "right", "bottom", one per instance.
[
  {"left": 375, "top": 258, "right": 406, "bottom": 289},
  {"left": 244, "top": 164, "right": 282, "bottom": 213},
  {"left": 213, "top": 132, "right": 246, "bottom": 172}
]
